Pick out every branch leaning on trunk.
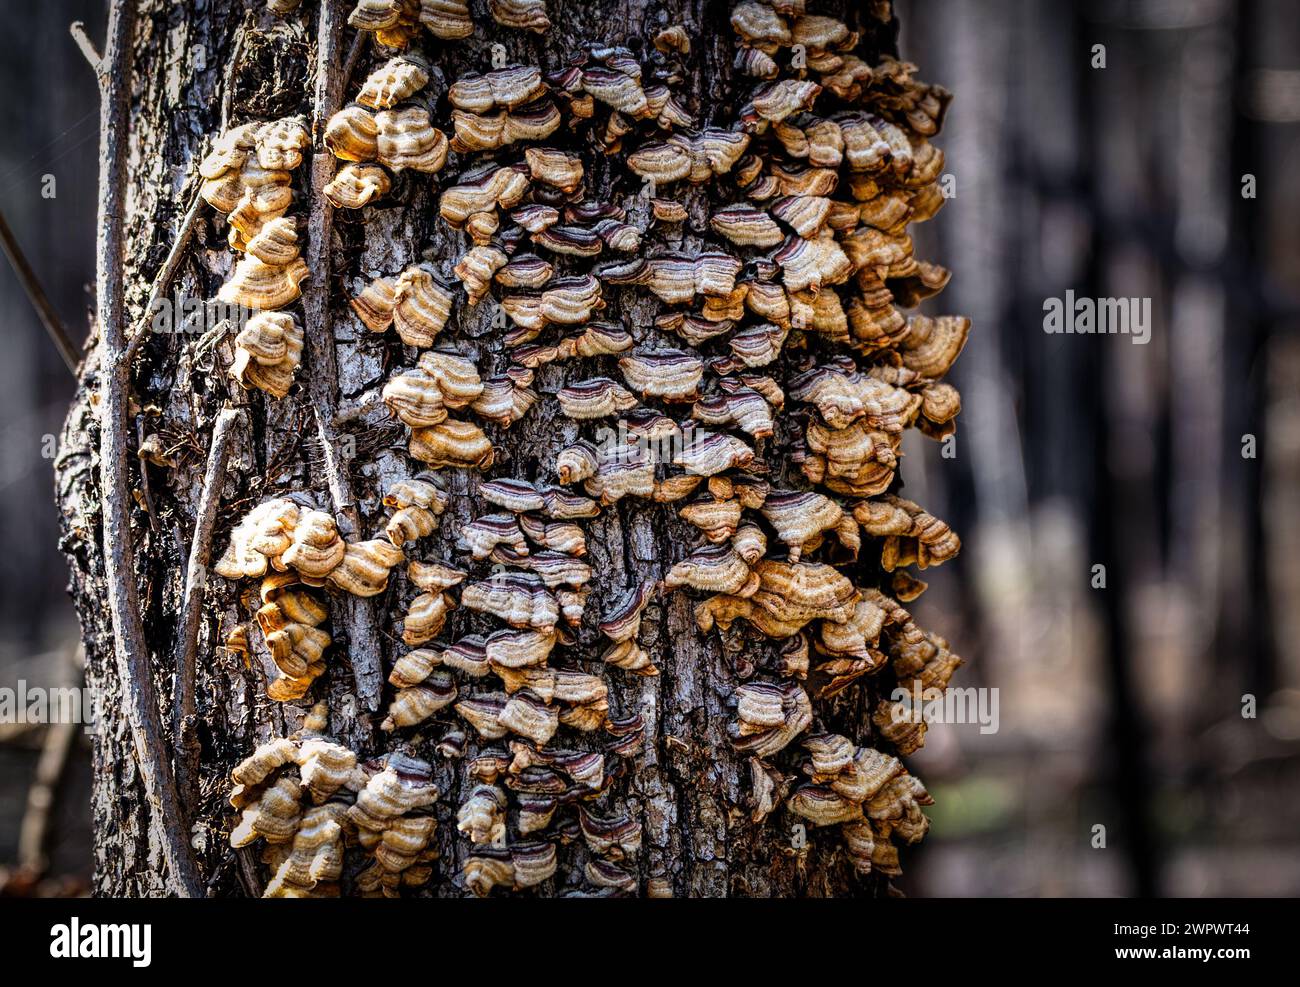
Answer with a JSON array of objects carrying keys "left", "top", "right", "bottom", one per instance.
[
  {"left": 90, "top": 0, "right": 204, "bottom": 898},
  {"left": 302, "top": 0, "right": 385, "bottom": 712}
]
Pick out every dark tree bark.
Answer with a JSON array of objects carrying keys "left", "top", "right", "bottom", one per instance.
[{"left": 56, "top": 0, "right": 950, "bottom": 898}]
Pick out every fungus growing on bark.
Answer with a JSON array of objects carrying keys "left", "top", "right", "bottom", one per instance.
[
  {"left": 281, "top": 511, "right": 347, "bottom": 583},
  {"left": 673, "top": 431, "right": 755, "bottom": 476},
  {"left": 558, "top": 377, "right": 638, "bottom": 419},
  {"left": 324, "top": 163, "right": 392, "bottom": 209},
  {"left": 328, "top": 539, "right": 407, "bottom": 597},
  {"left": 730, "top": 681, "right": 812, "bottom": 757},
  {"left": 409, "top": 419, "right": 494, "bottom": 469},
  {"left": 382, "top": 669, "right": 457, "bottom": 728},
  {"left": 227, "top": 717, "right": 361, "bottom": 897},
  {"left": 462, "top": 573, "right": 560, "bottom": 629},
  {"left": 760, "top": 490, "right": 858, "bottom": 561},
  {"left": 350, "top": 754, "right": 441, "bottom": 896},
  {"left": 376, "top": 106, "right": 450, "bottom": 174},
  {"left": 255, "top": 577, "right": 333, "bottom": 701},
  {"left": 461, "top": 842, "right": 557, "bottom": 895},
  {"left": 358, "top": 55, "right": 432, "bottom": 109},
  {"left": 679, "top": 491, "right": 744, "bottom": 543},
  {"left": 325, "top": 104, "right": 380, "bottom": 161},
  {"left": 490, "top": 0, "right": 551, "bottom": 33},
  {"left": 599, "top": 580, "right": 655, "bottom": 643},
  {"left": 501, "top": 274, "right": 605, "bottom": 334},
  {"left": 518, "top": 513, "right": 586, "bottom": 555},
  {"left": 384, "top": 486, "right": 446, "bottom": 546},
  {"left": 230, "top": 311, "right": 304, "bottom": 399},
  {"left": 457, "top": 784, "right": 509, "bottom": 845},
  {"left": 459, "top": 513, "right": 529, "bottom": 559},
  {"left": 219, "top": 254, "right": 311, "bottom": 311},
  {"left": 347, "top": 0, "right": 474, "bottom": 45},
  {"left": 853, "top": 494, "right": 960, "bottom": 570},
  {"left": 783, "top": 733, "right": 932, "bottom": 876},
  {"left": 471, "top": 370, "right": 539, "bottom": 427},
  {"left": 215, "top": 498, "right": 301, "bottom": 580},
  {"left": 618, "top": 349, "right": 704, "bottom": 402},
  {"left": 400, "top": 588, "right": 457, "bottom": 646},
  {"left": 664, "top": 543, "right": 759, "bottom": 597}
]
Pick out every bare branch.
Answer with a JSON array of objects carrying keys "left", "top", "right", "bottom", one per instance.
[
  {"left": 303, "top": 0, "right": 383, "bottom": 712},
  {"left": 342, "top": 29, "right": 366, "bottom": 92},
  {"left": 219, "top": 18, "right": 250, "bottom": 131},
  {"left": 18, "top": 718, "right": 79, "bottom": 875},
  {"left": 173, "top": 406, "right": 243, "bottom": 818},
  {"left": 94, "top": 0, "right": 205, "bottom": 898},
  {"left": 69, "top": 20, "right": 102, "bottom": 72},
  {"left": 0, "top": 207, "right": 80, "bottom": 375},
  {"left": 235, "top": 846, "right": 263, "bottom": 898},
  {"left": 134, "top": 419, "right": 164, "bottom": 541},
  {"left": 124, "top": 188, "right": 206, "bottom": 364}
]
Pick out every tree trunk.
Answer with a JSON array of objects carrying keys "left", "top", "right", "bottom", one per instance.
[{"left": 57, "top": 0, "right": 956, "bottom": 898}]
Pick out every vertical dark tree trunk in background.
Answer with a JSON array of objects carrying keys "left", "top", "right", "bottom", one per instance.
[
  {"left": 1073, "top": 5, "right": 1159, "bottom": 897},
  {"left": 55, "top": 0, "right": 954, "bottom": 897},
  {"left": 1227, "top": 0, "right": 1275, "bottom": 702}
]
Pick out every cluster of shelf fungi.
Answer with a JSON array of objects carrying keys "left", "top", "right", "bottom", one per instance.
[{"left": 207, "top": 0, "right": 967, "bottom": 896}]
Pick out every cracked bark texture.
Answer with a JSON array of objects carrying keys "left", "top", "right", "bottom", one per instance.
[{"left": 56, "top": 0, "right": 906, "bottom": 897}]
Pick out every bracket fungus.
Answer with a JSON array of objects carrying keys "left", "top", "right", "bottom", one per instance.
[
  {"left": 349, "top": 754, "right": 441, "bottom": 896},
  {"left": 558, "top": 377, "right": 639, "bottom": 420},
  {"left": 490, "top": 0, "right": 550, "bottom": 33},
  {"left": 854, "top": 495, "right": 960, "bottom": 570},
  {"left": 347, "top": 0, "right": 474, "bottom": 46},
  {"left": 409, "top": 419, "right": 494, "bottom": 469},
  {"left": 618, "top": 349, "right": 704, "bottom": 402},
  {"left": 324, "top": 163, "right": 392, "bottom": 209},
  {"left": 358, "top": 54, "right": 432, "bottom": 110},
  {"left": 230, "top": 312, "right": 304, "bottom": 399},
  {"left": 783, "top": 733, "right": 933, "bottom": 875},
  {"left": 462, "top": 573, "right": 560, "bottom": 629},
  {"left": 254, "top": 577, "right": 333, "bottom": 701},
  {"left": 227, "top": 713, "right": 374, "bottom": 897}
]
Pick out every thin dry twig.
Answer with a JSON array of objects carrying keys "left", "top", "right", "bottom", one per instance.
[
  {"left": 69, "top": 20, "right": 102, "bottom": 71},
  {"left": 0, "top": 208, "right": 80, "bottom": 374},
  {"left": 134, "top": 419, "right": 164, "bottom": 536},
  {"left": 235, "top": 846, "right": 263, "bottom": 897},
  {"left": 220, "top": 20, "right": 250, "bottom": 132},
  {"left": 91, "top": 0, "right": 205, "bottom": 898},
  {"left": 342, "top": 29, "right": 366, "bottom": 91},
  {"left": 174, "top": 406, "right": 243, "bottom": 818},
  {"left": 124, "top": 188, "right": 206, "bottom": 364},
  {"left": 17, "top": 718, "right": 79, "bottom": 875},
  {"left": 303, "top": 0, "right": 383, "bottom": 711}
]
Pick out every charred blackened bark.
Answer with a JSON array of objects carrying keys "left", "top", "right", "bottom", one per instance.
[{"left": 57, "top": 0, "right": 962, "bottom": 898}]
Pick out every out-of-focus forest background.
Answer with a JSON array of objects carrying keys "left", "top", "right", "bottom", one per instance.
[{"left": 1, "top": 0, "right": 1296, "bottom": 897}]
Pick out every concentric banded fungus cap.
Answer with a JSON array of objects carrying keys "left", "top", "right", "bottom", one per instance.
[
  {"left": 558, "top": 377, "right": 638, "bottom": 419},
  {"left": 729, "top": 681, "right": 812, "bottom": 757},
  {"left": 618, "top": 349, "right": 704, "bottom": 402},
  {"left": 664, "top": 543, "right": 759, "bottom": 597},
  {"left": 358, "top": 54, "right": 431, "bottom": 109},
  {"left": 599, "top": 581, "right": 655, "bottom": 643},
  {"left": 490, "top": 0, "right": 551, "bottom": 33},
  {"left": 462, "top": 573, "right": 560, "bottom": 629},
  {"left": 409, "top": 419, "right": 495, "bottom": 469}
]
